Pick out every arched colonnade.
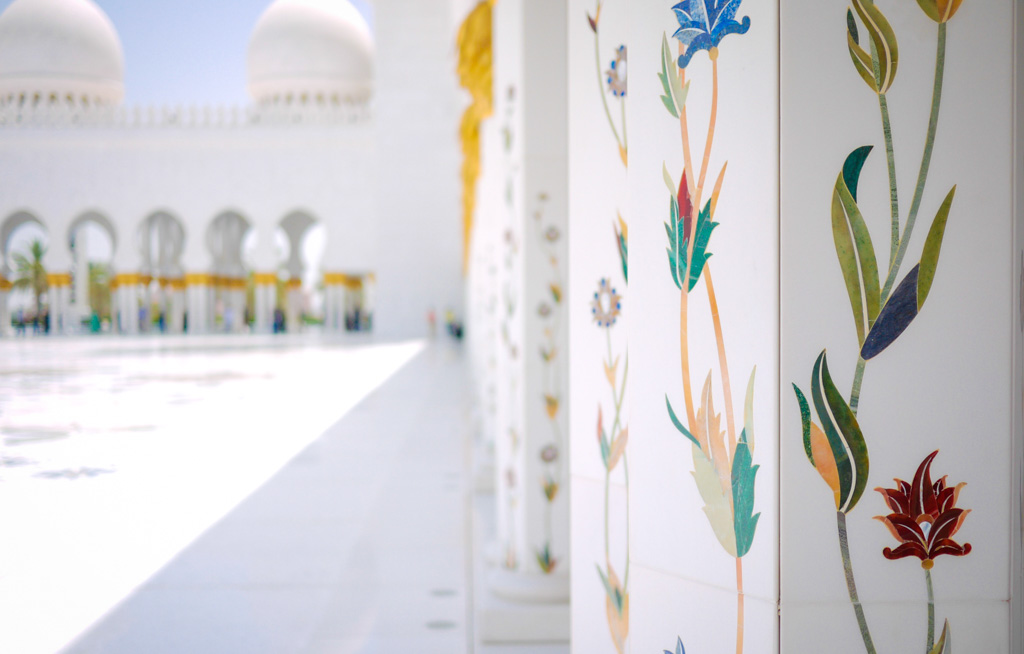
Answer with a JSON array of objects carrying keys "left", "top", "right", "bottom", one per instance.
[{"left": 0, "top": 208, "right": 375, "bottom": 336}]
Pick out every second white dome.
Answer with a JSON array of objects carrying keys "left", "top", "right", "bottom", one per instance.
[{"left": 247, "top": 0, "right": 374, "bottom": 105}]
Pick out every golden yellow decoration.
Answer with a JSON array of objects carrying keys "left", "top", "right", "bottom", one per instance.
[
  {"left": 252, "top": 272, "right": 278, "bottom": 285},
  {"left": 0, "top": 276, "right": 12, "bottom": 291},
  {"left": 456, "top": 1, "right": 493, "bottom": 274},
  {"left": 286, "top": 279, "right": 302, "bottom": 291},
  {"left": 46, "top": 273, "right": 72, "bottom": 287},
  {"left": 184, "top": 273, "right": 213, "bottom": 286},
  {"left": 323, "top": 272, "right": 364, "bottom": 290}
]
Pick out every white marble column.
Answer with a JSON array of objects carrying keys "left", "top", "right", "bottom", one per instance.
[
  {"left": 252, "top": 274, "right": 276, "bottom": 333},
  {"left": 184, "top": 276, "right": 210, "bottom": 334},
  {"left": 467, "top": 103, "right": 502, "bottom": 493},
  {"left": 285, "top": 279, "right": 302, "bottom": 333},
  {"left": 43, "top": 240, "right": 73, "bottom": 334},
  {"left": 112, "top": 276, "right": 140, "bottom": 335},
  {"left": 322, "top": 274, "right": 344, "bottom": 333},
  {"left": 181, "top": 224, "right": 212, "bottom": 335},
  {"left": 168, "top": 281, "right": 186, "bottom": 334},
  {"left": 71, "top": 225, "right": 90, "bottom": 328},
  {"left": 481, "top": 0, "right": 570, "bottom": 642}
]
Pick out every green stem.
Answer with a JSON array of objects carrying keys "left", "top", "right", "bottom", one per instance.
[
  {"left": 849, "top": 357, "right": 867, "bottom": 416},
  {"left": 878, "top": 91, "right": 900, "bottom": 266},
  {"left": 593, "top": 17, "right": 624, "bottom": 153},
  {"left": 882, "top": 22, "right": 947, "bottom": 303},
  {"left": 838, "top": 511, "right": 877, "bottom": 654},
  {"left": 863, "top": 0, "right": 900, "bottom": 271},
  {"left": 926, "top": 567, "right": 935, "bottom": 652}
]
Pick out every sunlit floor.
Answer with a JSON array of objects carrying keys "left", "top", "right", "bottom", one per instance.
[{"left": 0, "top": 333, "right": 498, "bottom": 653}]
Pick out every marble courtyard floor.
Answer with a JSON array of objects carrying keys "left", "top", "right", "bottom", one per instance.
[{"left": 0, "top": 333, "right": 563, "bottom": 653}]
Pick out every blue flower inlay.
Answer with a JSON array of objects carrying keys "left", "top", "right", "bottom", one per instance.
[{"left": 671, "top": 0, "right": 751, "bottom": 69}]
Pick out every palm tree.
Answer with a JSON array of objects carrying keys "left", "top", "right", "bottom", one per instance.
[
  {"left": 88, "top": 262, "right": 111, "bottom": 321},
  {"left": 12, "top": 239, "right": 47, "bottom": 321}
]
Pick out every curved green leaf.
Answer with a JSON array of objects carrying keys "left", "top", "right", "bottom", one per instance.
[
  {"left": 916, "top": 0, "right": 943, "bottom": 23},
  {"left": 842, "top": 145, "right": 873, "bottom": 202},
  {"left": 831, "top": 173, "right": 880, "bottom": 345},
  {"left": 811, "top": 351, "right": 869, "bottom": 513},
  {"left": 928, "top": 620, "right": 951, "bottom": 654},
  {"left": 832, "top": 147, "right": 880, "bottom": 344},
  {"left": 793, "top": 384, "right": 814, "bottom": 464},
  {"left": 687, "top": 200, "right": 717, "bottom": 292},
  {"left": 659, "top": 34, "right": 688, "bottom": 119},
  {"left": 666, "top": 395, "right": 699, "bottom": 447},
  {"left": 743, "top": 367, "right": 756, "bottom": 454},
  {"left": 732, "top": 437, "right": 760, "bottom": 558},
  {"left": 666, "top": 195, "right": 683, "bottom": 290},
  {"left": 852, "top": 0, "right": 899, "bottom": 93},
  {"left": 665, "top": 196, "right": 717, "bottom": 292},
  {"left": 663, "top": 162, "right": 677, "bottom": 196},
  {"left": 692, "top": 444, "right": 737, "bottom": 556},
  {"left": 847, "top": 22, "right": 878, "bottom": 92},
  {"left": 917, "top": 185, "right": 956, "bottom": 310}
]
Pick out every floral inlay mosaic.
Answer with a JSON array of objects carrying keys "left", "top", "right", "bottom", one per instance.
[
  {"left": 586, "top": 2, "right": 630, "bottom": 651},
  {"left": 499, "top": 85, "right": 522, "bottom": 571},
  {"left": 789, "top": 2, "right": 969, "bottom": 652},
  {"left": 533, "top": 192, "right": 564, "bottom": 575},
  {"left": 659, "top": 2, "right": 759, "bottom": 652}
]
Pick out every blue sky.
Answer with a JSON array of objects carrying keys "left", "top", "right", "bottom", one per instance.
[{"left": 0, "top": 0, "right": 374, "bottom": 106}]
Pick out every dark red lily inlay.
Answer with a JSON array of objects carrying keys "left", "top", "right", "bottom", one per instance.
[{"left": 874, "top": 450, "right": 971, "bottom": 569}]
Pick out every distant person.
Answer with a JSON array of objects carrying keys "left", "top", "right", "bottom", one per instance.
[
  {"left": 444, "top": 308, "right": 463, "bottom": 340},
  {"left": 224, "top": 305, "right": 234, "bottom": 333},
  {"left": 90, "top": 312, "right": 100, "bottom": 333},
  {"left": 273, "top": 307, "right": 285, "bottom": 334},
  {"left": 427, "top": 307, "right": 437, "bottom": 338}
]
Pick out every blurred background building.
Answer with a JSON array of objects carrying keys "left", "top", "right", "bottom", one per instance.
[{"left": 0, "top": 0, "right": 470, "bottom": 339}]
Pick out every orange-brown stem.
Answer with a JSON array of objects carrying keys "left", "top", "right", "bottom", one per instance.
[
  {"left": 736, "top": 557, "right": 745, "bottom": 654},
  {"left": 677, "top": 44, "right": 696, "bottom": 204},
  {"left": 695, "top": 54, "right": 719, "bottom": 210},
  {"left": 679, "top": 287, "right": 697, "bottom": 429},
  {"left": 675, "top": 47, "right": 698, "bottom": 433},
  {"left": 705, "top": 267, "right": 737, "bottom": 454}
]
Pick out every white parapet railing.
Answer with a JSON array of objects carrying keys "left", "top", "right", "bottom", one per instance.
[{"left": 0, "top": 99, "right": 373, "bottom": 130}]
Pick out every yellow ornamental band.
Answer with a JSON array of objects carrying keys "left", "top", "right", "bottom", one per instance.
[
  {"left": 324, "top": 272, "right": 364, "bottom": 289},
  {"left": 46, "top": 273, "right": 73, "bottom": 287},
  {"left": 184, "top": 273, "right": 214, "bottom": 286},
  {"left": 0, "top": 276, "right": 12, "bottom": 291},
  {"left": 113, "top": 273, "right": 144, "bottom": 287},
  {"left": 252, "top": 272, "right": 278, "bottom": 285}
]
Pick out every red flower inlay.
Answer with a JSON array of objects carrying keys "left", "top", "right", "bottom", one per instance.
[{"left": 874, "top": 450, "right": 971, "bottom": 569}]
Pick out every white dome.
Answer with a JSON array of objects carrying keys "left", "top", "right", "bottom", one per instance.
[
  {"left": 247, "top": 0, "right": 374, "bottom": 105},
  {"left": 0, "top": 0, "right": 124, "bottom": 105}
]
